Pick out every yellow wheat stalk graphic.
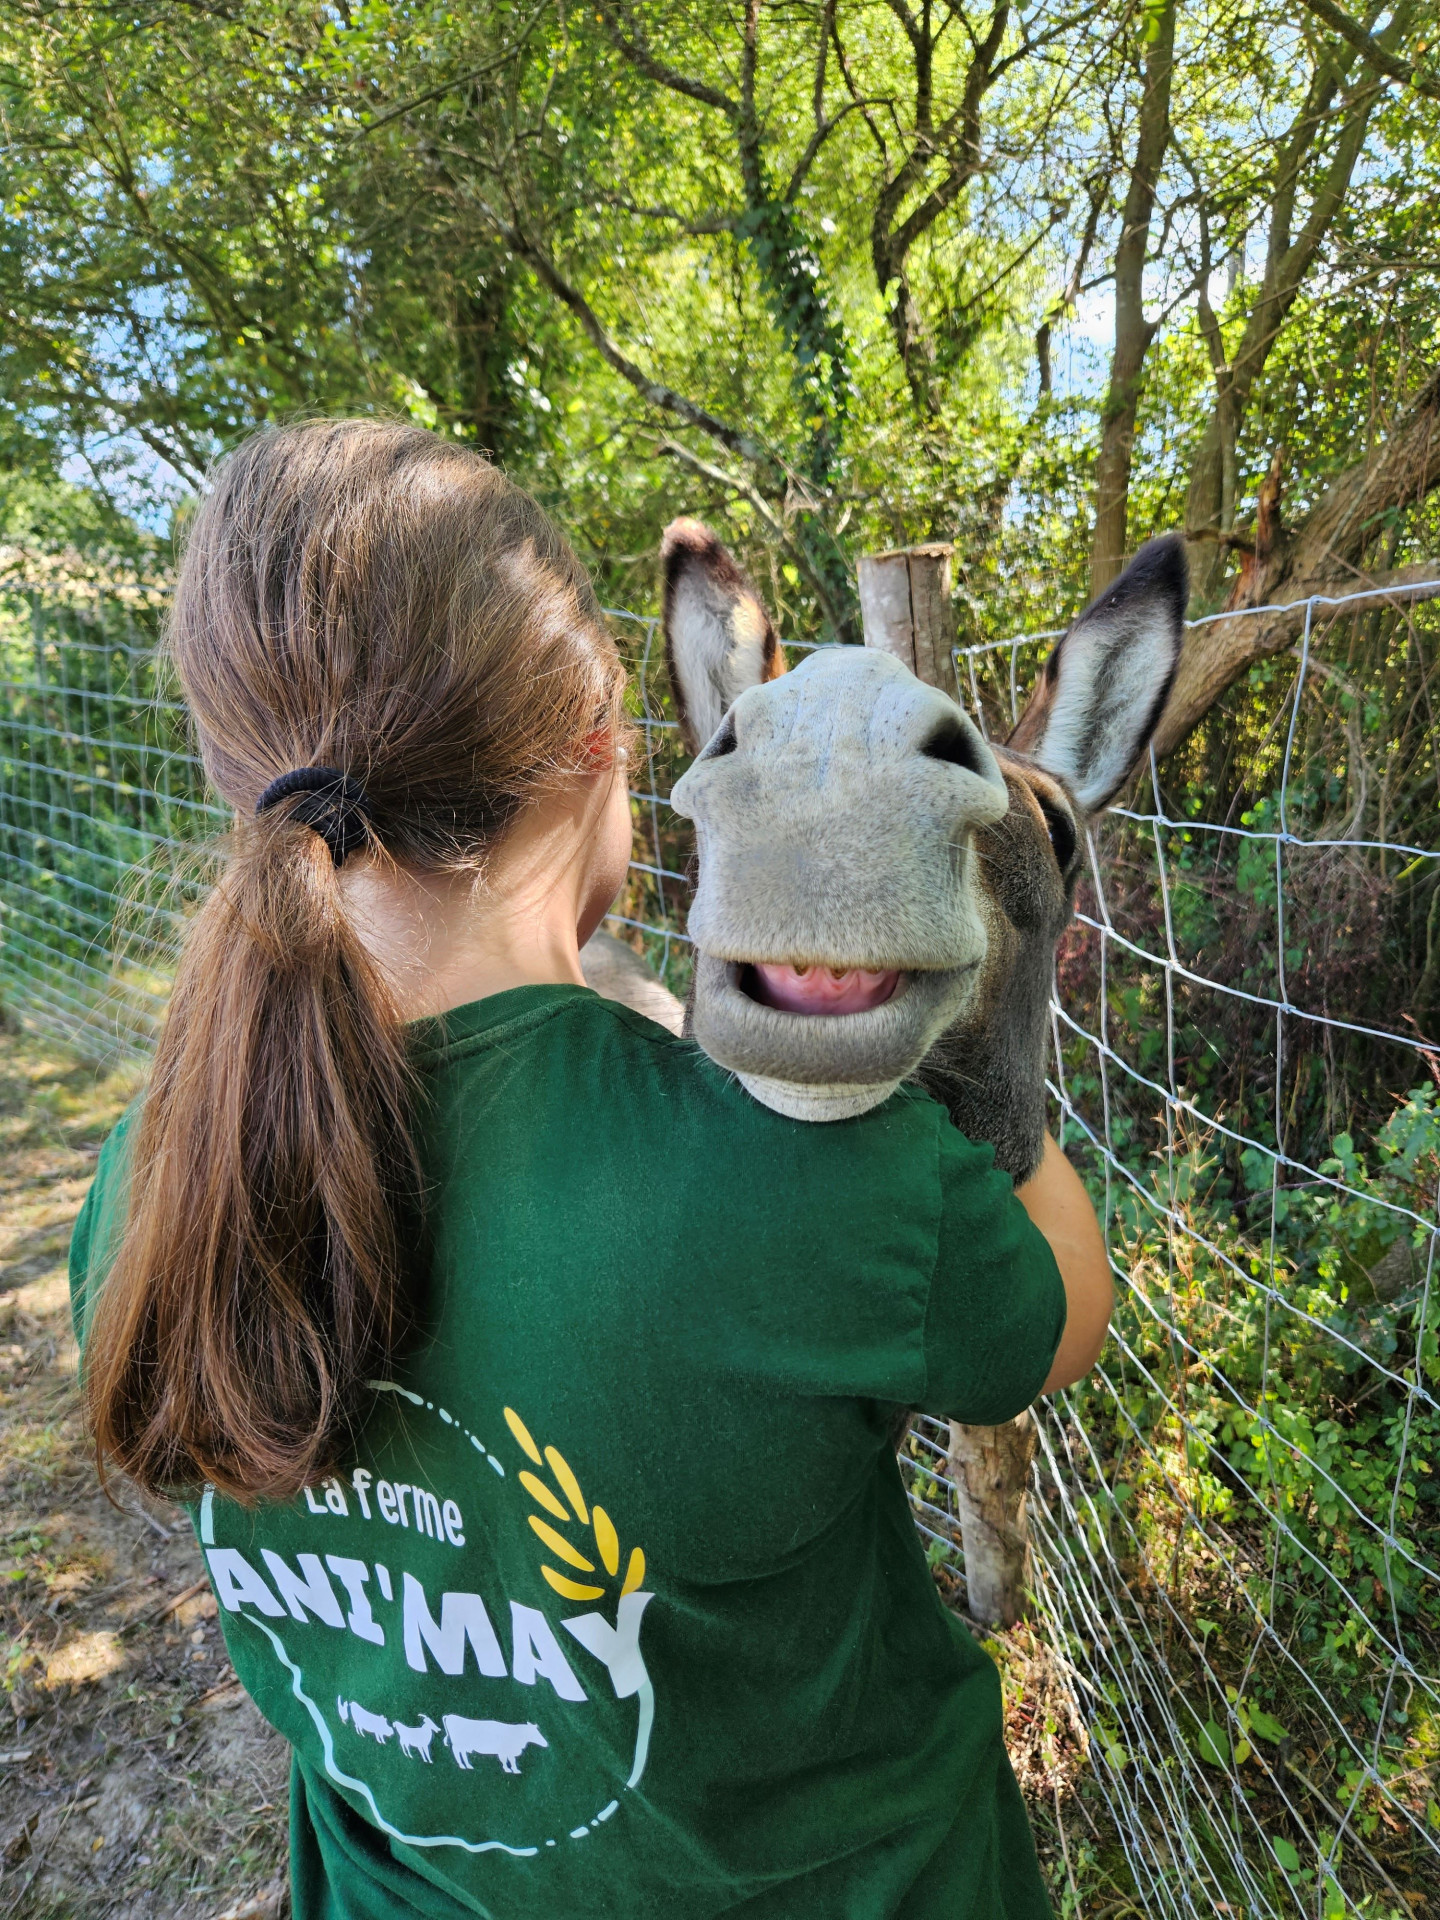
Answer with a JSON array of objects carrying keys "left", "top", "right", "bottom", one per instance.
[{"left": 503, "top": 1406, "right": 645, "bottom": 1604}]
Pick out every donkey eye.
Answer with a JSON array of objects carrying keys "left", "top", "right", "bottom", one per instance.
[
  {"left": 701, "top": 713, "right": 737, "bottom": 759},
  {"left": 1039, "top": 797, "right": 1077, "bottom": 871},
  {"left": 922, "top": 719, "right": 985, "bottom": 776}
]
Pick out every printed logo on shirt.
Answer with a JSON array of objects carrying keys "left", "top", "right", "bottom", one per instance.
[{"left": 198, "top": 1396, "right": 655, "bottom": 1860}]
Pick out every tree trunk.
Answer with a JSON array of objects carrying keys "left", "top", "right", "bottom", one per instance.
[
  {"left": 1088, "top": 0, "right": 1176, "bottom": 599},
  {"left": 1181, "top": 24, "right": 1402, "bottom": 600},
  {"left": 948, "top": 1414, "right": 1039, "bottom": 1627},
  {"left": 454, "top": 272, "right": 516, "bottom": 454}
]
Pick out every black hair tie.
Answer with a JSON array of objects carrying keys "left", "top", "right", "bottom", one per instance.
[{"left": 255, "top": 766, "right": 372, "bottom": 868}]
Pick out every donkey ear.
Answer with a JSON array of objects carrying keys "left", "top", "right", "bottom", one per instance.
[
  {"left": 662, "top": 518, "right": 785, "bottom": 755},
  {"left": 1007, "top": 535, "right": 1187, "bottom": 811}
]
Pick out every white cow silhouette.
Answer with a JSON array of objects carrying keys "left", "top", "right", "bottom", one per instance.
[
  {"left": 442, "top": 1716, "right": 548, "bottom": 1774},
  {"left": 337, "top": 1696, "right": 394, "bottom": 1745},
  {"left": 394, "top": 1713, "right": 441, "bottom": 1763}
]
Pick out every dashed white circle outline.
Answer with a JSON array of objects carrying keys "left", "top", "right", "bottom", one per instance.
[{"left": 197, "top": 1386, "right": 653, "bottom": 1858}]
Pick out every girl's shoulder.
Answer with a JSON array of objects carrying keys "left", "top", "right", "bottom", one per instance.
[
  {"left": 537, "top": 985, "right": 976, "bottom": 1181},
  {"left": 413, "top": 982, "right": 998, "bottom": 1249}
]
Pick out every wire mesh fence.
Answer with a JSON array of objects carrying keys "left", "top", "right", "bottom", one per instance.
[
  {"left": 0, "top": 583, "right": 221, "bottom": 1055},
  {"left": 2, "top": 572, "right": 1437, "bottom": 1917},
  {"left": 956, "top": 587, "right": 1440, "bottom": 1919}
]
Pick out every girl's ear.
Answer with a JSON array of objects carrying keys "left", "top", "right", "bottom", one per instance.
[
  {"left": 1007, "top": 535, "right": 1187, "bottom": 812},
  {"left": 578, "top": 725, "right": 626, "bottom": 771},
  {"left": 662, "top": 518, "right": 786, "bottom": 755}
]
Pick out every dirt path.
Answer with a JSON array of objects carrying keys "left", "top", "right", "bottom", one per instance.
[{"left": 0, "top": 1025, "right": 288, "bottom": 1920}]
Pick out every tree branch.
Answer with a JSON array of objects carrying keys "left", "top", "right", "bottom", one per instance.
[
  {"left": 596, "top": 3, "right": 738, "bottom": 118},
  {"left": 359, "top": 7, "right": 547, "bottom": 134},
  {"left": 478, "top": 203, "right": 776, "bottom": 473},
  {"left": 592, "top": 192, "right": 738, "bottom": 234},
  {"left": 1156, "top": 562, "right": 1440, "bottom": 757},
  {"left": 652, "top": 437, "right": 787, "bottom": 539},
  {"left": 829, "top": 9, "right": 889, "bottom": 159},
  {"left": 1161, "top": 364, "right": 1440, "bottom": 751},
  {"left": 1294, "top": 0, "right": 1440, "bottom": 101},
  {"left": 784, "top": 97, "right": 876, "bottom": 203},
  {"left": 1181, "top": 12, "right": 1406, "bottom": 595},
  {"left": 1035, "top": 180, "right": 1104, "bottom": 394},
  {"left": 1090, "top": 0, "right": 1176, "bottom": 595},
  {"left": 868, "top": 0, "right": 1013, "bottom": 400}
]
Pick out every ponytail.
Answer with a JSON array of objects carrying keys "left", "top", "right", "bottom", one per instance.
[
  {"left": 86, "top": 815, "right": 419, "bottom": 1502},
  {"left": 83, "top": 419, "right": 623, "bottom": 1503}
]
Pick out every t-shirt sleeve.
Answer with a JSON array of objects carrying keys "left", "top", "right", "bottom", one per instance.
[
  {"left": 68, "top": 1106, "right": 139, "bottom": 1357},
  {"left": 918, "top": 1120, "right": 1067, "bottom": 1424},
  {"left": 68, "top": 1177, "right": 100, "bottom": 1352}
]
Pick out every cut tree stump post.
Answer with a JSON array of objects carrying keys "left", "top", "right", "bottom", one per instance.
[
  {"left": 946, "top": 1414, "right": 1038, "bottom": 1627},
  {"left": 856, "top": 544, "right": 959, "bottom": 705},
  {"left": 859, "top": 541, "right": 1036, "bottom": 1630}
]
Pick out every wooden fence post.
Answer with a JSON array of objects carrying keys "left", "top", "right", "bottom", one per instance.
[
  {"left": 858, "top": 541, "right": 1036, "bottom": 1631},
  {"left": 856, "top": 544, "right": 960, "bottom": 705},
  {"left": 945, "top": 1416, "right": 1037, "bottom": 1627}
]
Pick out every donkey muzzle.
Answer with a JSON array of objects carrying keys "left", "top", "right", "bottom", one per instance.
[{"left": 690, "top": 952, "right": 985, "bottom": 1121}]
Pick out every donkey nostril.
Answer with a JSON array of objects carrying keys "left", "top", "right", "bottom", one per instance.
[
  {"left": 700, "top": 713, "right": 738, "bottom": 759},
  {"left": 921, "top": 718, "right": 985, "bottom": 776}
]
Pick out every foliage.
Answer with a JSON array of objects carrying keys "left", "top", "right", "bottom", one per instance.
[
  {"left": 3, "top": 0, "right": 1439, "bottom": 622},
  {"left": 1045, "top": 1086, "right": 1440, "bottom": 1905}
]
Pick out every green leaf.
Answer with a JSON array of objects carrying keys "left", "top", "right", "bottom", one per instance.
[
  {"left": 1272, "top": 1836, "right": 1301, "bottom": 1873},
  {"left": 1247, "top": 1707, "right": 1287, "bottom": 1744},
  {"left": 1196, "top": 1718, "right": 1230, "bottom": 1766}
]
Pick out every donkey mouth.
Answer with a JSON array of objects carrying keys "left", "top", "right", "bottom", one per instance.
[
  {"left": 690, "top": 950, "right": 982, "bottom": 1121},
  {"left": 745, "top": 962, "right": 903, "bottom": 1016}
]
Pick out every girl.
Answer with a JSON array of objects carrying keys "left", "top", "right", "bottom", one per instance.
[{"left": 70, "top": 419, "right": 1111, "bottom": 1919}]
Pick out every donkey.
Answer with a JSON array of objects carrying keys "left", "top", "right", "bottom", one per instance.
[
  {"left": 581, "top": 522, "right": 1186, "bottom": 1625},
  {"left": 653, "top": 517, "right": 1187, "bottom": 1184}
]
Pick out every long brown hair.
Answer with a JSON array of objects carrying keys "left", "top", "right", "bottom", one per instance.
[{"left": 85, "top": 419, "right": 624, "bottom": 1504}]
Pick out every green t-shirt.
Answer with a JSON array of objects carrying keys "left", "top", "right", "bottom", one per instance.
[{"left": 70, "top": 984, "right": 1065, "bottom": 1920}]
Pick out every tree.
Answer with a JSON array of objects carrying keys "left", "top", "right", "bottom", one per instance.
[
  {"left": 1179, "top": 5, "right": 1426, "bottom": 603},
  {"left": 408, "top": 0, "right": 1112, "bottom": 633},
  {"left": 4, "top": 0, "right": 1440, "bottom": 659},
  {"left": 0, "top": 2, "right": 551, "bottom": 504},
  {"left": 1157, "top": 364, "right": 1440, "bottom": 753},
  {"left": 1089, "top": 0, "right": 1176, "bottom": 596}
]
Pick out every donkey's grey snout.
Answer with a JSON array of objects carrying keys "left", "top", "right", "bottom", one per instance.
[
  {"left": 671, "top": 645, "right": 1009, "bottom": 973},
  {"left": 843, "top": 657, "right": 1008, "bottom": 838}
]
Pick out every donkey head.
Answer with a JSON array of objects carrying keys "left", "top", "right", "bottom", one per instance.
[{"left": 665, "top": 520, "right": 1186, "bottom": 1179}]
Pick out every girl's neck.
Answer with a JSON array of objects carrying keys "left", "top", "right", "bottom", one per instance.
[
  {"left": 338, "top": 767, "right": 631, "bottom": 1022},
  {"left": 346, "top": 866, "right": 587, "bottom": 1020}
]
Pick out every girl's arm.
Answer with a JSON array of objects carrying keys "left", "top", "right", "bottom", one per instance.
[{"left": 1016, "top": 1135, "right": 1114, "bottom": 1393}]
